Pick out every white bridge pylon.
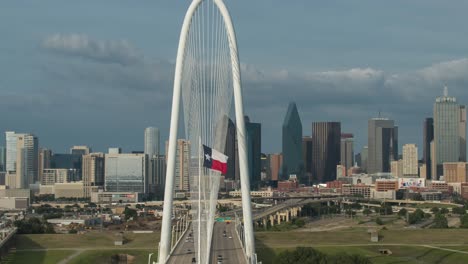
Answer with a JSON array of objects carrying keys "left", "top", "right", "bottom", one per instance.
[{"left": 158, "top": 0, "right": 256, "bottom": 264}]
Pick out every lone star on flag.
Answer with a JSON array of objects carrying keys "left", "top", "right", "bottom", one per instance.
[{"left": 205, "top": 154, "right": 211, "bottom": 161}]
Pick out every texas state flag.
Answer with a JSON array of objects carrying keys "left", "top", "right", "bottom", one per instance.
[{"left": 203, "top": 145, "right": 228, "bottom": 174}]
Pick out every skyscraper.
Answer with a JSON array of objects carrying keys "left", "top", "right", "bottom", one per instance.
[
  {"left": 15, "top": 134, "right": 39, "bottom": 188},
  {"left": 311, "top": 122, "right": 341, "bottom": 183},
  {"left": 340, "top": 133, "right": 354, "bottom": 175},
  {"left": 166, "top": 139, "right": 190, "bottom": 192},
  {"left": 245, "top": 116, "right": 261, "bottom": 190},
  {"left": 144, "top": 127, "right": 160, "bottom": 158},
  {"left": 82, "top": 153, "right": 105, "bottom": 197},
  {"left": 70, "top": 146, "right": 91, "bottom": 156},
  {"left": 433, "top": 87, "right": 464, "bottom": 178},
  {"left": 38, "top": 148, "right": 52, "bottom": 183},
  {"left": 423, "top": 118, "right": 434, "bottom": 179},
  {"left": 223, "top": 117, "right": 236, "bottom": 180},
  {"left": 367, "top": 118, "right": 398, "bottom": 174},
  {"left": 104, "top": 153, "right": 148, "bottom": 194},
  {"left": 0, "top": 146, "right": 6, "bottom": 172},
  {"left": 148, "top": 155, "right": 166, "bottom": 200},
  {"left": 402, "top": 144, "right": 418, "bottom": 177},
  {"left": 459, "top": 105, "right": 467, "bottom": 162},
  {"left": 302, "top": 136, "right": 312, "bottom": 185},
  {"left": 5, "top": 131, "right": 19, "bottom": 172},
  {"left": 282, "top": 102, "right": 303, "bottom": 182},
  {"left": 361, "top": 146, "right": 368, "bottom": 173},
  {"left": 269, "top": 153, "right": 282, "bottom": 182}
]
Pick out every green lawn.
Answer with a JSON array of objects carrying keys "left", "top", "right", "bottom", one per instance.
[
  {"left": 257, "top": 246, "right": 468, "bottom": 264},
  {"left": 16, "top": 232, "right": 160, "bottom": 250},
  {"left": 69, "top": 249, "right": 156, "bottom": 264},
  {"left": 1, "top": 250, "right": 74, "bottom": 264}
]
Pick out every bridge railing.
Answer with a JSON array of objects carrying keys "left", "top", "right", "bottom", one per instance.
[{"left": 234, "top": 213, "right": 261, "bottom": 264}]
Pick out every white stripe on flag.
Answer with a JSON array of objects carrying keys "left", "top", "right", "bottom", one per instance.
[{"left": 212, "top": 148, "right": 228, "bottom": 163}]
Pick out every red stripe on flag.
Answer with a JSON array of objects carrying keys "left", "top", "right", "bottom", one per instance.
[{"left": 211, "top": 159, "right": 227, "bottom": 174}]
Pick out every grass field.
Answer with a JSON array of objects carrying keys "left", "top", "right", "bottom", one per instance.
[
  {"left": 68, "top": 249, "right": 155, "bottom": 264},
  {"left": 256, "top": 245, "right": 468, "bottom": 264},
  {"left": 1, "top": 250, "right": 74, "bottom": 264}
]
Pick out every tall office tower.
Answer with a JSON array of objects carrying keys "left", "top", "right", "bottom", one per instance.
[
  {"left": 223, "top": 117, "right": 236, "bottom": 180},
  {"left": 108, "top": 148, "right": 122, "bottom": 154},
  {"left": 260, "top": 153, "right": 269, "bottom": 181},
  {"left": 51, "top": 153, "right": 82, "bottom": 181},
  {"left": 38, "top": 148, "right": 52, "bottom": 183},
  {"left": 148, "top": 155, "right": 166, "bottom": 200},
  {"left": 368, "top": 118, "right": 398, "bottom": 174},
  {"left": 355, "top": 153, "right": 362, "bottom": 167},
  {"left": 282, "top": 102, "right": 303, "bottom": 182},
  {"left": 443, "top": 162, "right": 468, "bottom": 183},
  {"left": 361, "top": 146, "right": 368, "bottom": 173},
  {"left": 269, "top": 153, "right": 282, "bottom": 182},
  {"left": 302, "top": 136, "right": 313, "bottom": 185},
  {"left": 311, "top": 122, "right": 341, "bottom": 183},
  {"left": 15, "top": 134, "right": 39, "bottom": 188},
  {"left": 5, "top": 131, "right": 20, "bottom": 173},
  {"left": 105, "top": 153, "right": 148, "bottom": 194},
  {"left": 166, "top": 139, "right": 190, "bottom": 192},
  {"left": 70, "top": 146, "right": 91, "bottom": 156},
  {"left": 0, "top": 146, "right": 6, "bottom": 171},
  {"left": 402, "top": 144, "right": 418, "bottom": 177},
  {"left": 459, "top": 106, "right": 467, "bottom": 161},
  {"left": 144, "top": 127, "right": 160, "bottom": 158},
  {"left": 245, "top": 116, "right": 261, "bottom": 190},
  {"left": 423, "top": 118, "right": 434, "bottom": 179},
  {"left": 340, "top": 133, "right": 354, "bottom": 175},
  {"left": 433, "top": 87, "right": 464, "bottom": 178},
  {"left": 82, "top": 153, "right": 105, "bottom": 197},
  {"left": 391, "top": 159, "right": 403, "bottom": 177},
  {"left": 42, "top": 168, "right": 69, "bottom": 185}
]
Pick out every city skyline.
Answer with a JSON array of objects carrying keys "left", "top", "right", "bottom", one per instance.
[{"left": 1, "top": 1, "right": 468, "bottom": 154}]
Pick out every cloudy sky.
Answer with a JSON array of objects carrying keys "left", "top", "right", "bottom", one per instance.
[{"left": 1, "top": 1, "right": 468, "bottom": 155}]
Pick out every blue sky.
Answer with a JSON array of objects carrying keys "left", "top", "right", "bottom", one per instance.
[{"left": 1, "top": 0, "right": 468, "bottom": 154}]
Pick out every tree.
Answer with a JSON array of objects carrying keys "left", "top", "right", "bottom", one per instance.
[
  {"left": 398, "top": 208, "right": 407, "bottom": 218},
  {"left": 379, "top": 204, "right": 393, "bottom": 215},
  {"left": 124, "top": 207, "right": 138, "bottom": 220},
  {"left": 329, "top": 253, "right": 372, "bottom": 264},
  {"left": 413, "top": 193, "right": 424, "bottom": 201},
  {"left": 432, "top": 213, "right": 448, "bottom": 228},
  {"left": 274, "top": 247, "right": 328, "bottom": 264},
  {"left": 460, "top": 214, "right": 468, "bottom": 228},
  {"left": 440, "top": 208, "right": 449, "bottom": 214},
  {"left": 375, "top": 217, "right": 383, "bottom": 225},
  {"left": 431, "top": 207, "right": 440, "bottom": 214},
  {"left": 363, "top": 208, "right": 371, "bottom": 216},
  {"left": 452, "top": 206, "right": 466, "bottom": 215}
]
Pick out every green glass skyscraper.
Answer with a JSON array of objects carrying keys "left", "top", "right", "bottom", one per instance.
[{"left": 282, "top": 102, "right": 303, "bottom": 182}]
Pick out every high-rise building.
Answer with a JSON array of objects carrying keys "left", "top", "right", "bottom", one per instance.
[
  {"left": 15, "top": 134, "right": 39, "bottom": 188},
  {"left": 443, "top": 162, "right": 468, "bottom": 183},
  {"left": 269, "top": 153, "right": 282, "bottom": 182},
  {"left": 402, "top": 144, "right": 418, "bottom": 177},
  {"left": 108, "top": 148, "right": 122, "bottom": 154},
  {"left": 459, "top": 106, "right": 467, "bottom": 162},
  {"left": 433, "top": 87, "right": 465, "bottom": 179},
  {"left": 245, "top": 116, "right": 261, "bottom": 190},
  {"left": 104, "top": 153, "right": 148, "bottom": 194},
  {"left": 38, "top": 148, "right": 52, "bottom": 183},
  {"left": 302, "top": 136, "right": 312, "bottom": 185},
  {"left": 368, "top": 118, "right": 398, "bottom": 174},
  {"left": 82, "top": 153, "right": 105, "bottom": 197},
  {"left": 223, "top": 117, "right": 236, "bottom": 180},
  {"left": 42, "top": 168, "right": 69, "bottom": 185},
  {"left": 340, "top": 133, "right": 354, "bottom": 175},
  {"left": 0, "top": 146, "right": 6, "bottom": 172},
  {"left": 391, "top": 159, "right": 403, "bottom": 177},
  {"left": 282, "top": 102, "right": 303, "bottom": 182},
  {"left": 311, "top": 122, "right": 341, "bottom": 183},
  {"left": 51, "top": 154, "right": 82, "bottom": 181},
  {"left": 144, "top": 127, "right": 160, "bottom": 158},
  {"left": 148, "top": 154, "right": 166, "bottom": 200},
  {"left": 70, "top": 146, "right": 91, "bottom": 156},
  {"left": 423, "top": 118, "right": 434, "bottom": 179},
  {"left": 5, "top": 131, "right": 20, "bottom": 172},
  {"left": 166, "top": 139, "right": 190, "bottom": 192},
  {"left": 361, "top": 146, "right": 368, "bottom": 173}
]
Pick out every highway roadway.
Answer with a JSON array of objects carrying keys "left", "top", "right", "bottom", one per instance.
[{"left": 167, "top": 221, "right": 246, "bottom": 263}]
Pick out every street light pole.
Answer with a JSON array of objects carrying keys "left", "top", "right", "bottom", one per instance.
[{"left": 148, "top": 253, "right": 154, "bottom": 264}]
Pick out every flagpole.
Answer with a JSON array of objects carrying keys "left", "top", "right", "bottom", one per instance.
[{"left": 198, "top": 136, "right": 202, "bottom": 263}]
